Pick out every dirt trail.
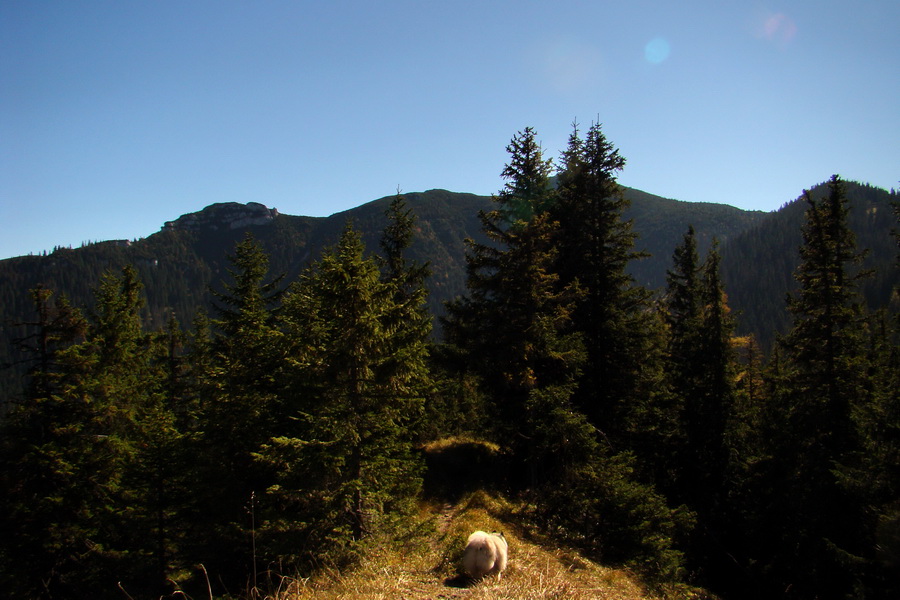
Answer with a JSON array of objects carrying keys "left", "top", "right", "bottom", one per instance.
[{"left": 435, "top": 502, "right": 459, "bottom": 536}]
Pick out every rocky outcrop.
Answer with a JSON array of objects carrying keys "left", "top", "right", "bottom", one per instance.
[{"left": 163, "top": 202, "right": 278, "bottom": 232}]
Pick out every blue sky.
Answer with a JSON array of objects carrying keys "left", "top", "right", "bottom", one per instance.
[{"left": 2, "top": 0, "right": 898, "bottom": 259}]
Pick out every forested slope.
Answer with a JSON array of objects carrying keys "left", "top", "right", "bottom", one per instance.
[
  {"left": 0, "top": 187, "right": 762, "bottom": 406},
  {"left": 2, "top": 181, "right": 895, "bottom": 406},
  {"left": 721, "top": 180, "right": 899, "bottom": 349}
]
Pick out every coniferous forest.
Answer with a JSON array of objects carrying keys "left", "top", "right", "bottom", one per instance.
[{"left": 1, "top": 124, "right": 899, "bottom": 599}]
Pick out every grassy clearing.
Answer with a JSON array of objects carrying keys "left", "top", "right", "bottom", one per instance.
[{"left": 259, "top": 491, "right": 699, "bottom": 600}]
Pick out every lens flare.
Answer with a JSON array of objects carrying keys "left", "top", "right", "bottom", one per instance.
[
  {"left": 758, "top": 12, "right": 797, "bottom": 47},
  {"left": 645, "top": 38, "right": 671, "bottom": 64},
  {"left": 537, "top": 37, "right": 603, "bottom": 93}
]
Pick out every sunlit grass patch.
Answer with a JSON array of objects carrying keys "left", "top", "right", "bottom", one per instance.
[{"left": 264, "top": 490, "right": 688, "bottom": 600}]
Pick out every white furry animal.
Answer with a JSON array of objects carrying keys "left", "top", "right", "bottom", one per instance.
[{"left": 462, "top": 530, "right": 508, "bottom": 581}]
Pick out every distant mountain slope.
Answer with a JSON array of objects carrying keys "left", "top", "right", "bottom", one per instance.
[
  {"left": 0, "top": 190, "right": 489, "bottom": 405},
  {"left": 720, "top": 180, "right": 899, "bottom": 350},
  {"left": 0, "top": 185, "right": 763, "bottom": 329},
  {"left": 2, "top": 182, "right": 895, "bottom": 406},
  {"left": 621, "top": 187, "right": 765, "bottom": 288}
]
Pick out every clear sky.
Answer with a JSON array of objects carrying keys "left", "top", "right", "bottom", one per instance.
[{"left": 2, "top": 0, "right": 898, "bottom": 259}]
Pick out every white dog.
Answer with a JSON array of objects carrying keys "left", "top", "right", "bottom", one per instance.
[{"left": 462, "top": 530, "right": 508, "bottom": 581}]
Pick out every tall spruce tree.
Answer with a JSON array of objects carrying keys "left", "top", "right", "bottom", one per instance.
[
  {"left": 379, "top": 193, "right": 433, "bottom": 416},
  {"left": 854, "top": 310, "right": 900, "bottom": 598},
  {"left": 67, "top": 265, "right": 155, "bottom": 588},
  {"left": 198, "top": 233, "right": 285, "bottom": 581},
  {"left": 117, "top": 315, "right": 199, "bottom": 594},
  {"left": 662, "top": 225, "right": 702, "bottom": 495},
  {"left": 762, "top": 175, "right": 871, "bottom": 598},
  {"left": 10, "top": 286, "right": 87, "bottom": 402},
  {"left": 0, "top": 287, "right": 89, "bottom": 597},
  {"left": 207, "top": 232, "right": 284, "bottom": 466},
  {"left": 665, "top": 226, "right": 702, "bottom": 384},
  {"left": 0, "top": 267, "right": 164, "bottom": 597},
  {"left": 257, "top": 223, "right": 427, "bottom": 567},
  {"left": 552, "top": 122, "right": 659, "bottom": 450},
  {"left": 843, "top": 199, "right": 900, "bottom": 598},
  {"left": 696, "top": 241, "right": 736, "bottom": 502},
  {"left": 441, "top": 128, "right": 586, "bottom": 484},
  {"left": 665, "top": 235, "right": 736, "bottom": 513},
  {"left": 690, "top": 240, "right": 740, "bottom": 590}
]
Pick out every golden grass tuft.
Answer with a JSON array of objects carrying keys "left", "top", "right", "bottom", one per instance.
[{"left": 420, "top": 436, "right": 501, "bottom": 454}]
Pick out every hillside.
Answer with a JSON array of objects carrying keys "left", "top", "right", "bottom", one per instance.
[
  {"left": 621, "top": 187, "right": 763, "bottom": 288},
  {"left": 0, "top": 186, "right": 764, "bottom": 406},
  {"left": 720, "top": 180, "right": 899, "bottom": 349},
  {"left": 2, "top": 181, "right": 896, "bottom": 405},
  {"left": 255, "top": 490, "right": 681, "bottom": 600}
]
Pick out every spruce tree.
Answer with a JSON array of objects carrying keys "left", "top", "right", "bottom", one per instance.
[
  {"left": 199, "top": 233, "right": 285, "bottom": 580},
  {"left": 688, "top": 240, "right": 736, "bottom": 512},
  {"left": 208, "top": 231, "right": 284, "bottom": 440},
  {"left": 698, "top": 241, "right": 736, "bottom": 485},
  {"left": 10, "top": 286, "right": 87, "bottom": 402},
  {"left": 67, "top": 265, "right": 154, "bottom": 587},
  {"left": 0, "top": 287, "right": 89, "bottom": 597},
  {"left": 118, "top": 315, "right": 199, "bottom": 594},
  {"left": 378, "top": 193, "right": 433, "bottom": 422},
  {"left": 552, "top": 122, "right": 659, "bottom": 451},
  {"left": 664, "top": 230, "right": 738, "bottom": 501},
  {"left": 692, "top": 241, "right": 741, "bottom": 589},
  {"left": 724, "top": 334, "right": 769, "bottom": 590},
  {"left": 258, "top": 223, "right": 426, "bottom": 567},
  {"left": 855, "top": 310, "right": 900, "bottom": 598},
  {"left": 442, "top": 128, "right": 586, "bottom": 484},
  {"left": 845, "top": 200, "right": 900, "bottom": 597},
  {"left": 665, "top": 226, "right": 702, "bottom": 381},
  {"left": 0, "top": 267, "right": 162, "bottom": 597},
  {"left": 443, "top": 126, "right": 689, "bottom": 580},
  {"left": 661, "top": 225, "right": 702, "bottom": 493},
  {"left": 764, "top": 175, "right": 871, "bottom": 598}
]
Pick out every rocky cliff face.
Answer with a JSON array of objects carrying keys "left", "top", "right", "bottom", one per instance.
[{"left": 163, "top": 202, "right": 279, "bottom": 232}]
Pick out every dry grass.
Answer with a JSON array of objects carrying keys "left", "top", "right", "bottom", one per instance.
[
  {"left": 420, "top": 437, "right": 501, "bottom": 454},
  {"left": 262, "top": 491, "right": 699, "bottom": 600}
]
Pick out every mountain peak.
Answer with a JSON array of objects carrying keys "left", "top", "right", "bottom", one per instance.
[{"left": 162, "top": 202, "right": 278, "bottom": 232}]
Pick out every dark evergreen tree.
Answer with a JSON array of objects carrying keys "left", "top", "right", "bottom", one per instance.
[
  {"left": 759, "top": 176, "right": 872, "bottom": 598},
  {"left": 552, "top": 122, "right": 667, "bottom": 462},
  {"left": 197, "top": 233, "right": 286, "bottom": 582},
  {"left": 117, "top": 314, "right": 200, "bottom": 594},
  {"left": 854, "top": 310, "right": 900, "bottom": 597},
  {"left": 442, "top": 128, "right": 585, "bottom": 483},
  {"left": 0, "top": 266, "right": 164, "bottom": 597},
  {"left": 693, "top": 241, "right": 736, "bottom": 512},
  {"left": 665, "top": 233, "right": 738, "bottom": 497},
  {"left": 378, "top": 192, "right": 433, "bottom": 424},
  {"left": 665, "top": 226, "right": 702, "bottom": 373},
  {"left": 661, "top": 225, "right": 702, "bottom": 493},
  {"left": 725, "top": 334, "right": 767, "bottom": 532},
  {"left": 257, "top": 223, "right": 427, "bottom": 568},
  {"left": 64, "top": 265, "right": 155, "bottom": 588},
  {"left": 692, "top": 240, "right": 740, "bottom": 589},
  {"left": 9, "top": 286, "right": 87, "bottom": 403},
  {"left": 0, "top": 287, "right": 89, "bottom": 597},
  {"left": 844, "top": 199, "right": 900, "bottom": 597}
]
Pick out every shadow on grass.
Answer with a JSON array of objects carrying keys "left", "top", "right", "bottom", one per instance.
[
  {"left": 422, "top": 439, "right": 509, "bottom": 503},
  {"left": 443, "top": 574, "right": 475, "bottom": 588}
]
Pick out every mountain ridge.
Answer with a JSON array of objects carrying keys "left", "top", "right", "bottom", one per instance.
[{"left": 1, "top": 181, "right": 896, "bottom": 406}]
